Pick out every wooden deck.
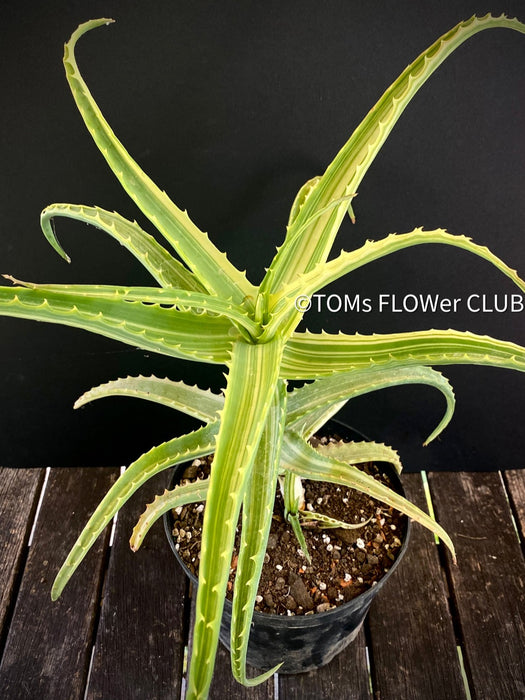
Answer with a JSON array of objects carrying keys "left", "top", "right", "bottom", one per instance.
[{"left": 0, "top": 466, "right": 523, "bottom": 699}]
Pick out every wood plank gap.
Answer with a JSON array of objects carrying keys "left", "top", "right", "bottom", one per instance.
[
  {"left": 502, "top": 470, "right": 525, "bottom": 553},
  {"left": 421, "top": 471, "right": 467, "bottom": 648},
  {"left": 79, "top": 511, "right": 120, "bottom": 700},
  {"left": 83, "top": 645, "right": 96, "bottom": 700},
  {"left": 456, "top": 644, "right": 472, "bottom": 700},
  {"left": 362, "top": 616, "right": 375, "bottom": 699},
  {"left": 27, "top": 467, "right": 50, "bottom": 547},
  {"left": 422, "top": 469, "right": 474, "bottom": 700},
  {"left": 429, "top": 488, "right": 477, "bottom": 699},
  {"left": 364, "top": 644, "right": 373, "bottom": 699}
]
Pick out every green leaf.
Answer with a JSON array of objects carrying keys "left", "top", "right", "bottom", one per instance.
[
  {"left": 74, "top": 375, "right": 224, "bottom": 423},
  {"left": 129, "top": 477, "right": 210, "bottom": 552},
  {"left": 270, "top": 228, "right": 525, "bottom": 332},
  {"left": 0, "top": 285, "right": 233, "bottom": 363},
  {"left": 286, "top": 176, "right": 321, "bottom": 229},
  {"left": 285, "top": 401, "right": 348, "bottom": 445},
  {"left": 281, "top": 431, "right": 455, "bottom": 560},
  {"left": 281, "top": 471, "right": 311, "bottom": 562},
  {"left": 263, "top": 14, "right": 525, "bottom": 293},
  {"left": 5, "top": 278, "right": 259, "bottom": 337},
  {"left": 315, "top": 439, "right": 403, "bottom": 474},
  {"left": 231, "top": 380, "right": 287, "bottom": 686},
  {"left": 188, "top": 339, "right": 283, "bottom": 700},
  {"left": 64, "top": 20, "right": 256, "bottom": 305},
  {"left": 287, "top": 365, "right": 456, "bottom": 445},
  {"left": 282, "top": 329, "right": 525, "bottom": 379},
  {"left": 52, "top": 422, "right": 218, "bottom": 600},
  {"left": 40, "top": 203, "right": 205, "bottom": 291}
]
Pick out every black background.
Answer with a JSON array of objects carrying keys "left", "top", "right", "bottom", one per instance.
[{"left": 0, "top": 0, "right": 524, "bottom": 471}]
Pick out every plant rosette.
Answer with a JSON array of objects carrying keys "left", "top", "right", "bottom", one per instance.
[
  {"left": 1, "top": 15, "right": 525, "bottom": 700},
  {"left": 164, "top": 422, "right": 412, "bottom": 674}
]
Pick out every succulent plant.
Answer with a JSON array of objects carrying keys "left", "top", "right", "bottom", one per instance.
[{"left": 1, "top": 14, "right": 524, "bottom": 700}]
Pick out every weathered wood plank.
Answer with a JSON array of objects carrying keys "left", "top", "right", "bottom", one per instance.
[
  {"left": 504, "top": 469, "right": 525, "bottom": 545},
  {"left": 86, "top": 469, "right": 188, "bottom": 700},
  {"left": 429, "top": 471, "right": 525, "bottom": 700},
  {"left": 0, "top": 467, "right": 117, "bottom": 700},
  {"left": 278, "top": 627, "right": 370, "bottom": 700},
  {"left": 367, "top": 473, "right": 466, "bottom": 700},
  {"left": 0, "top": 468, "right": 44, "bottom": 641}
]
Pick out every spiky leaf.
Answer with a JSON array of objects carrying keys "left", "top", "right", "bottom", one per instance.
[
  {"left": 64, "top": 20, "right": 256, "bottom": 305},
  {"left": 40, "top": 203, "right": 205, "bottom": 291},
  {"left": 75, "top": 375, "right": 223, "bottom": 423},
  {"left": 51, "top": 422, "right": 218, "bottom": 600},
  {"left": 188, "top": 339, "right": 283, "bottom": 699}
]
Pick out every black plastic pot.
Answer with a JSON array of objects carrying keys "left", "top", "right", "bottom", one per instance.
[{"left": 163, "top": 421, "right": 411, "bottom": 673}]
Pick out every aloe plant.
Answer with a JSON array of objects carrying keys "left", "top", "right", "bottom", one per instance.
[{"left": 1, "top": 15, "right": 524, "bottom": 699}]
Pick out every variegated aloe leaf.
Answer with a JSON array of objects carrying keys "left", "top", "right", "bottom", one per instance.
[
  {"left": 51, "top": 421, "right": 218, "bottom": 600},
  {"left": 129, "top": 477, "right": 210, "bottom": 552},
  {"left": 283, "top": 329, "right": 525, "bottom": 379},
  {"left": 261, "top": 14, "right": 525, "bottom": 294},
  {"left": 231, "top": 380, "right": 287, "bottom": 686},
  {"left": 64, "top": 20, "right": 256, "bottom": 306},
  {"left": 287, "top": 364, "right": 455, "bottom": 445},
  {"left": 267, "top": 228, "right": 525, "bottom": 337},
  {"left": 287, "top": 401, "right": 348, "bottom": 445},
  {"left": 0, "top": 285, "right": 233, "bottom": 363},
  {"left": 281, "top": 430, "right": 455, "bottom": 560},
  {"left": 75, "top": 375, "right": 223, "bottom": 422},
  {"left": 188, "top": 339, "right": 283, "bottom": 700},
  {"left": 40, "top": 203, "right": 205, "bottom": 292},
  {"left": 286, "top": 175, "right": 357, "bottom": 232},
  {"left": 299, "top": 509, "right": 372, "bottom": 530},
  {"left": 281, "top": 470, "right": 310, "bottom": 560},
  {"left": 286, "top": 176, "right": 321, "bottom": 229},
  {"left": 4, "top": 278, "right": 259, "bottom": 338},
  {"left": 314, "top": 440, "right": 402, "bottom": 474}
]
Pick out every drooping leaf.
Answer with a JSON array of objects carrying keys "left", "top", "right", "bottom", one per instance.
[
  {"left": 287, "top": 364, "right": 455, "bottom": 445},
  {"left": 51, "top": 422, "right": 218, "bottom": 600},
  {"left": 40, "top": 203, "right": 205, "bottom": 291},
  {"left": 314, "top": 439, "right": 403, "bottom": 474},
  {"left": 75, "top": 375, "right": 224, "bottom": 423},
  {"left": 129, "top": 477, "right": 210, "bottom": 552},
  {"left": 281, "top": 430, "right": 455, "bottom": 560}
]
